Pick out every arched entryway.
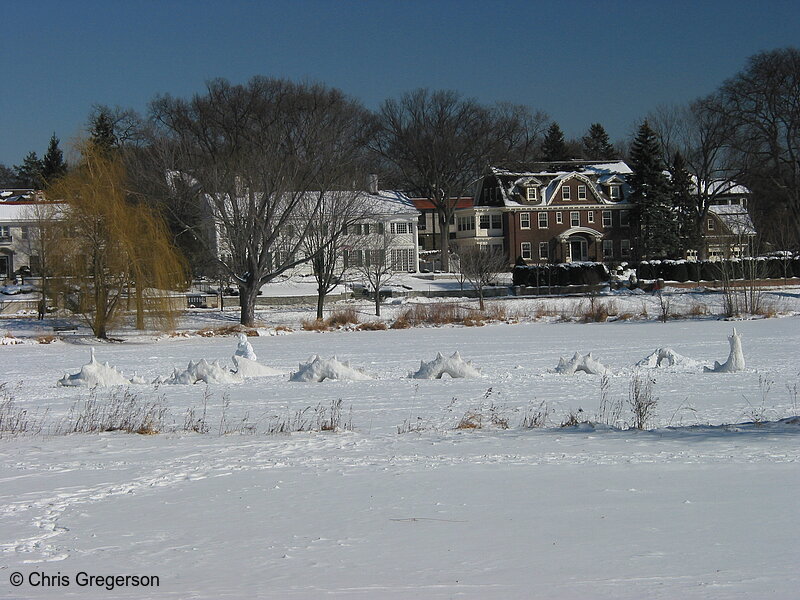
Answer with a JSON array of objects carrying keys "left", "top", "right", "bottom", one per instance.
[
  {"left": 567, "top": 236, "right": 588, "bottom": 262},
  {"left": 557, "top": 226, "right": 602, "bottom": 263}
]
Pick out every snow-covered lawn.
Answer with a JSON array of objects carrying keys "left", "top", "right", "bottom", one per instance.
[{"left": 1, "top": 311, "right": 799, "bottom": 598}]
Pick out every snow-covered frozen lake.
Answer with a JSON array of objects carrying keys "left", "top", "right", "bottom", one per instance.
[{"left": 2, "top": 315, "right": 799, "bottom": 598}]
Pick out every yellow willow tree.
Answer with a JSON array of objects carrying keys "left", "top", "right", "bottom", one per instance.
[{"left": 49, "top": 144, "right": 187, "bottom": 338}]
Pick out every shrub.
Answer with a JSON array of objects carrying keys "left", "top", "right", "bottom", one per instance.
[
  {"left": 61, "top": 389, "right": 167, "bottom": 435},
  {"left": 628, "top": 373, "right": 657, "bottom": 430},
  {"left": 520, "top": 401, "right": 549, "bottom": 428},
  {"left": 301, "top": 319, "right": 330, "bottom": 332}
]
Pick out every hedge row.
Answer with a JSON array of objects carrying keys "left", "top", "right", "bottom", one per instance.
[
  {"left": 636, "top": 257, "right": 800, "bottom": 282},
  {"left": 513, "top": 263, "right": 610, "bottom": 287}
]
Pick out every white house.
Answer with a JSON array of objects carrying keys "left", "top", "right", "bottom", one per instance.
[{"left": 0, "top": 190, "right": 52, "bottom": 281}]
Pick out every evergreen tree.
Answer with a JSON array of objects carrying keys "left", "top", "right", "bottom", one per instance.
[
  {"left": 14, "top": 152, "right": 44, "bottom": 188},
  {"left": 581, "top": 123, "right": 616, "bottom": 160},
  {"left": 540, "top": 122, "right": 568, "bottom": 161},
  {"left": 89, "top": 109, "right": 118, "bottom": 154},
  {"left": 669, "top": 151, "right": 699, "bottom": 255},
  {"left": 627, "top": 121, "right": 679, "bottom": 260},
  {"left": 0, "top": 164, "right": 16, "bottom": 188},
  {"left": 40, "top": 134, "right": 68, "bottom": 185}
]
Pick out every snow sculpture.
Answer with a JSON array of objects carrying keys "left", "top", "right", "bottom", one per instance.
[
  {"left": 58, "top": 347, "right": 135, "bottom": 387},
  {"left": 289, "top": 355, "right": 372, "bottom": 382},
  {"left": 555, "top": 352, "right": 610, "bottom": 375},
  {"left": 159, "top": 359, "right": 242, "bottom": 385},
  {"left": 410, "top": 351, "right": 482, "bottom": 379},
  {"left": 636, "top": 347, "right": 699, "bottom": 369},
  {"left": 704, "top": 328, "right": 745, "bottom": 373},
  {"left": 234, "top": 333, "right": 257, "bottom": 361},
  {"left": 232, "top": 355, "right": 284, "bottom": 378}
]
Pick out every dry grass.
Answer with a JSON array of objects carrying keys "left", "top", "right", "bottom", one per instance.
[
  {"left": 59, "top": 389, "right": 167, "bottom": 435},
  {"left": 326, "top": 307, "right": 359, "bottom": 327},
  {"left": 462, "top": 314, "right": 486, "bottom": 327},
  {"left": 520, "top": 401, "right": 549, "bottom": 428},
  {"left": 455, "top": 410, "right": 483, "bottom": 430},
  {"left": 265, "top": 399, "right": 352, "bottom": 434},
  {"left": 274, "top": 325, "right": 294, "bottom": 333},
  {"left": 357, "top": 321, "right": 388, "bottom": 331},
  {"left": 197, "top": 324, "right": 259, "bottom": 337},
  {"left": 579, "top": 299, "right": 618, "bottom": 323},
  {"left": 36, "top": 335, "right": 57, "bottom": 344},
  {"left": 301, "top": 319, "right": 330, "bottom": 332},
  {"left": 687, "top": 301, "right": 710, "bottom": 317}
]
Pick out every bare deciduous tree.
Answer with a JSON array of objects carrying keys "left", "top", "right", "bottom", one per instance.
[
  {"left": 456, "top": 246, "right": 508, "bottom": 311},
  {"left": 649, "top": 100, "right": 744, "bottom": 258},
  {"left": 373, "top": 89, "right": 543, "bottom": 272},
  {"left": 712, "top": 48, "right": 800, "bottom": 245},
  {"left": 144, "top": 77, "right": 373, "bottom": 326}
]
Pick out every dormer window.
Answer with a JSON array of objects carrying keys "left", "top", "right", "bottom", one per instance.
[
  {"left": 526, "top": 187, "right": 537, "bottom": 202},
  {"left": 577, "top": 185, "right": 587, "bottom": 200},
  {"left": 609, "top": 185, "right": 620, "bottom": 200},
  {"left": 562, "top": 186, "right": 571, "bottom": 201}
]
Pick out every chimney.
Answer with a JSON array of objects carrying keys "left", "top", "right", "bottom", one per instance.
[{"left": 367, "top": 173, "right": 379, "bottom": 195}]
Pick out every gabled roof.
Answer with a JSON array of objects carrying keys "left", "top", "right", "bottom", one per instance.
[
  {"left": 708, "top": 204, "right": 756, "bottom": 235},
  {"left": 481, "top": 161, "right": 632, "bottom": 208},
  {"left": 360, "top": 190, "right": 419, "bottom": 217}
]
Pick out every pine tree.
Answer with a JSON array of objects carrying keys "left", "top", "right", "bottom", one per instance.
[
  {"left": 40, "top": 134, "right": 68, "bottom": 185},
  {"left": 540, "top": 122, "right": 568, "bottom": 161},
  {"left": 669, "top": 151, "right": 699, "bottom": 255},
  {"left": 14, "top": 152, "right": 43, "bottom": 188},
  {"left": 627, "top": 121, "right": 679, "bottom": 260},
  {"left": 89, "top": 109, "right": 118, "bottom": 154},
  {"left": 581, "top": 123, "right": 616, "bottom": 160},
  {"left": 0, "top": 164, "right": 16, "bottom": 188}
]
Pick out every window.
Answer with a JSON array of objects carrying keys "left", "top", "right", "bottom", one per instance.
[
  {"left": 457, "top": 216, "right": 475, "bottom": 232},
  {"left": 578, "top": 185, "right": 587, "bottom": 200},
  {"left": 375, "top": 222, "right": 385, "bottom": 235},
  {"left": 620, "top": 210, "right": 630, "bottom": 227},
  {"left": 349, "top": 224, "right": 362, "bottom": 235},
  {"left": 526, "top": 187, "right": 537, "bottom": 202},
  {"left": 520, "top": 213, "right": 530, "bottom": 229},
  {"left": 707, "top": 218, "right": 715, "bottom": 231},
  {"left": 602, "top": 239, "right": 614, "bottom": 259},
  {"left": 491, "top": 214, "right": 502, "bottom": 230},
  {"left": 570, "top": 211, "right": 580, "bottom": 227},
  {"left": 391, "top": 248, "right": 413, "bottom": 272},
  {"left": 539, "top": 241, "right": 549, "bottom": 260},
  {"left": 391, "top": 222, "right": 409, "bottom": 234},
  {"left": 609, "top": 185, "right": 620, "bottom": 200},
  {"left": 561, "top": 186, "right": 571, "bottom": 201},
  {"left": 417, "top": 213, "right": 426, "bottom": 230},
  {"left": 479, "top": 215, "right": 490, "bottom": 229},
  {"left": 587, "top": 211, "right": 595, "bottom": 224},
  {"left": 602, "top": 210, "right": 612, "bottom": 227},
  {"left": 361, "top": 223, "right": 370, "bottom": 235},
  {"left": 621, "top": 239, "right": 631, "bottom": 257},
  {"left": 20, "top": 226, "right": 29, "bottom": 240},
  {"left": 449, "top": 215, "right": 455, "bottom": 225},
  {"left": 0, "top": 226, "right": 10, "bottom": 238},
  {"left": 346, "top": 250, "right": 363, "bottom": 267},
  {"left": 538, "top": 212, "right": 549, "bottom": 229},
  {"left": 555, "top": 212, "right": 563, "bottom": 224},
  {"left": 521, "top": 242, "right": 532, "bottom": 259}
]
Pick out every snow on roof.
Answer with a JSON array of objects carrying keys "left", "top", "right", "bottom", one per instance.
[
  {"left": 410, "top": 197, "right": 472, "bottom": 211},
  {"left": 708, "top": 204, "right": 756, "bottom": 235},
  {"left": 359, "top": 190, "right": 419, "bottom": 217}
]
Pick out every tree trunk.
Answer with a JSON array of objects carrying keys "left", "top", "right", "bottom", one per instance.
[
  {"left": 438, "top": 212, "right": 450, "bottom": 272},
  {"left": 135, "top": 281, "right": 144, "bottom": 330},
  {"left": 316, "top": 289, "right": 327, "bottom": 320},
  {"left": 239, "top": 281, "right": 260, "bottom": 327},
  {"left": 478, "top": 289, "right": 485, "bottom": 311},
  {"left": 374, "top": 291, "right": 381, "bottom": 317}
]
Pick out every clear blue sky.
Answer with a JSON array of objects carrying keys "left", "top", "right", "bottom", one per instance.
[{"left": 2, "top": 0, "right": 799, "bottom": 168}]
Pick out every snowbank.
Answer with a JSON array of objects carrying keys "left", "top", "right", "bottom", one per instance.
[
  {"left": 409, "top": 351, "right": 482, "bottom": 379},
  {"left": 555, "top": 352, "right": 610, "bottom": 375},
  {"left": 705, "top": 328, "right": 746, "bottom": 373},
  {"left": 636, "top": 347, "right": 700, "bottom": 369},
  {"left": 58, "top": 348, "right": 137, "bottom": 387},
  {"left": 289, "top": 355, "right": 372, "bottom": 382},
  {"left": 159, "top": 359, "right": 242, "bottom": 385},
  {"left": 231, "top": 355, "right": 284, "bottom": 378},
  {"left": 234, "top": 333, "right": 257, "bottom": 361}
]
